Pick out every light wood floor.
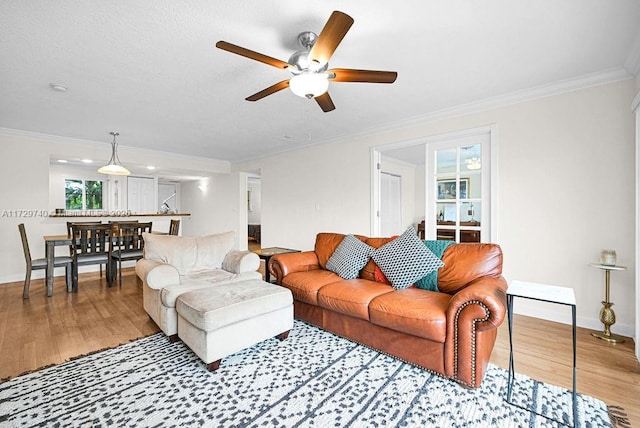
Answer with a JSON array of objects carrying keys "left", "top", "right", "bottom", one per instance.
[{"left": 1, "top": 270, "right": 638, "bottom": 426}]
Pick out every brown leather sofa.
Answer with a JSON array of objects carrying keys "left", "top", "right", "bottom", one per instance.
[{"left": 269, "top": 232, "right": 508, "bottom": 388}]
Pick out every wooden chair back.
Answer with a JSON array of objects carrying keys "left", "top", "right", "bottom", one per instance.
[
  {"left": 169, "top": 219, "right": 180, "bottom": 235},
  {"left": 70, "top": 223, "right": 112, "bottom": 258},
  {"left": 18, "top": 223, "right": 33, "bottom": 267},
  {"left": 113, "top": 222, "right": 153, "bottom": 253},
  {"left": 66, "top": 221, "right": 102, "bottom": 238}
]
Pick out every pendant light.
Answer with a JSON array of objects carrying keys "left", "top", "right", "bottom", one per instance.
[{"left": 98, "top": 132, "right": 130, "bottom": 175}]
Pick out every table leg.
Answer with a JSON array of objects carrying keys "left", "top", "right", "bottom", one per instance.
[
  {"left": 264, "top": 256, "right": 271, "bottom": 283},
  {"left": 506, "top": 294, "right": 515, "bottom": 403},
  {"left": 45, "top": 241, "right": 54, "bottom": 297},
  {"left": 572, "top": 304, "right": 577, "bottom": 427}
]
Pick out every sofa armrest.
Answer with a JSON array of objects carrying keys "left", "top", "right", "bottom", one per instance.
[
  {"left": 135, "top": 259, "right": 163, "bottom": 283},
  {"left": 222, "top": 250, "right": 260, "bottom": 274},
  {"left": 136, "top": 259, "right": 181, "bottom": 290},
  {"left": 444, "top": 275, "right": 508, "bottom": 387},
  {"left": 269, "top": 251, "right": 320, "bottom": 285}
]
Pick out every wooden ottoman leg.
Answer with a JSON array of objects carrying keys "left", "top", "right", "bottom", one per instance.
[
  {"left": 277, "top": 330, "right": 290, "bottom": 341},
  {"left": 207, "top": 359, "right": 222, "bottom": 371}
]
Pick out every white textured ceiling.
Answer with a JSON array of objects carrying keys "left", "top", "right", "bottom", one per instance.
[{"left": 1, "top": 1, "right": 640, "bottom": 163}]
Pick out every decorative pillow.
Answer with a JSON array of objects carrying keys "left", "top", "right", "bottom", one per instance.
[
  {"left": 372, "top": 235, "right": 399, "bottom": 285},
  {"left": 414, "top": 240, "right": 455, "bottom": 292},
  {"left": 373, "top": 265, "right": 391, "bottom": 284},
  {"left": 326, "top": 234, "right": 374, "bottom": 280},
  {"left": 371, "top": 226, "right": 444, "bottom": 290}
]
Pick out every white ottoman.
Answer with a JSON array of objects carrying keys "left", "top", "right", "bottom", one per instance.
[{"left": 175, "top": 279, "right": 294, "bottom": 371}]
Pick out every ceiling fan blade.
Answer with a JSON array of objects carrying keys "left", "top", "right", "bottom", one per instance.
[
  {"left": 309, "top": 11, "right": 354, "bottom": 66},
  {"left": 328, "top": 68, "right": 398, "bottom": 84},
  {"left": 315, "top": 92, "right": 336, "bottom": 112},
  {"left": 246, "top": 80, "right": 290, "bottom": 102},
  {"left": 216, "top": 41, "right": 290, "bottom": 69}
]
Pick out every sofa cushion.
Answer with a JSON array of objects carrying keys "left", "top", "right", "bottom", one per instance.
[
  {"left": 314, "top": 232, "right": 367, "bottom": 270},
  {"left": 371, "top": 227, "right": 443, "bottom": 290},
  {"left": 369, "top": 288, "right": 450, "bottom": 342},
  {"left": 326, "top": 234, "right": 374, "bottom": 280},
  {"left": 143, "top": 233, "right": 197, "bottom": 275},
  {"left": 437, "top": 243, "right": 503, "bottom": 294},
  {"left": 317, "top": 279, "right": 393, "bottom": 321},
  {"left": 195, "top": 231, "right": 235, "bottom": 270},
  {"left": 160, "top": 270, "right": 261, "bottom": 308},
  {"left": 281, "top": 269, "right": 342, "bottom": 305}
]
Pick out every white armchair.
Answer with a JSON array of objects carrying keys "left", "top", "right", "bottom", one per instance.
[{"left": 136, "top": 231, "right": 261, "bottom": 340}]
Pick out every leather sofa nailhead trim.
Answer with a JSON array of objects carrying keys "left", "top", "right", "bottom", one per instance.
[{"left": 453, "top": 300, "right": 490, "bottom": 388}]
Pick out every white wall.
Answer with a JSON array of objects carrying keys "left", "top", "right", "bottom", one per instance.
[
  {"left": 180, "top": 173, "right": 244, "bottom": 249},
  {"left": 234, "top": 79, "right": 637, "bottom": 337}
]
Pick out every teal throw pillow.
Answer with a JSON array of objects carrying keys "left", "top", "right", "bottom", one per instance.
[{"left": 414, "top": 240, "right": 455, "bottom": 291}]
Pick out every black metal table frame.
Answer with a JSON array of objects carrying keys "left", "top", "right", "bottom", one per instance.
[{"left": 507, "top": 293, "right": 577, "bottom": 427}]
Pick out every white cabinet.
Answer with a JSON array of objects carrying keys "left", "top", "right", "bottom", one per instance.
[{"left": 127, "top": 176, "right": 155, "bottom": 214}]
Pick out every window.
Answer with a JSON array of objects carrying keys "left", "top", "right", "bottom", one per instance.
[
  {"left": 65, "top": 179, "right": 103, "bottom": 210},
  {"left": 427, "top": 127, "right": 492, "bottom": 243}
]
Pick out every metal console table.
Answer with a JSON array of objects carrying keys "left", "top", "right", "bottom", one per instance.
[{"left": 506, "top": 280, "right": 577, "bottom": 427}]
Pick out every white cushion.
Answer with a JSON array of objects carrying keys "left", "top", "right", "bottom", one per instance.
[
  {"left": 143, "top": 233, "right": 197, "bottom": 275},
  {"left": 176, "top": 280, "right": 293, "bottom": 332},
  {"left": 194, "top": 231, "right": 235, "bottom": 270}
]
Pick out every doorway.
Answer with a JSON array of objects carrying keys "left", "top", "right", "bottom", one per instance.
[
  {"left": 247, "top": 175, "right": 261, "bottom": 252},
  {"left": 380, "top": 172, "right": 402, "bottom": 236}
]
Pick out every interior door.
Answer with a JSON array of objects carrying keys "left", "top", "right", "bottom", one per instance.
[{"left": 380, "top": 172, "right": 402, "bottom": 236}]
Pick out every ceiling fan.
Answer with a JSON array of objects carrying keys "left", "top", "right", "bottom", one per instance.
[{"left": 215, "top": 11, "right": 397, "bottom": 113}]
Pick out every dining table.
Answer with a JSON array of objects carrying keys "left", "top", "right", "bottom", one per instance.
[{"left": 43, "top": 234, "right": 116, "bottom": 296}]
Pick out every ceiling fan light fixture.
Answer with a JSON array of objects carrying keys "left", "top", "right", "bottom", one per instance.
[
  {"left": 289, "top": 72, "right": 329, "bottom": 99},
  {"left": 98, "top": 131, "right": 131, "bottom": 176}
]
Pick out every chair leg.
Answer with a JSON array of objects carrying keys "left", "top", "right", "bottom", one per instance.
[
  {"left": 99, "top": 264, "right": 103, "bottom": 277},
  {"left": 65, "top": 265, "right": 72, "bottom": 292},
  {"left": 119, "top": 260, "right": 123, "bottom": 286},
  {"left": 72, "top": 263, "right": 79, "bottom": 293},
  {"left": 22, "top": 271, "right": 31, "bottom": 299}
]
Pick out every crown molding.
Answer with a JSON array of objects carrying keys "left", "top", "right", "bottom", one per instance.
[{"left": 235, "top": 67, "right": 633, "bottom": 165}]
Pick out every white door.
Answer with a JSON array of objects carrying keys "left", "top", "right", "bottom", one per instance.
[{"left": 380, "top": 172, "right": 402, "bottom": 236}]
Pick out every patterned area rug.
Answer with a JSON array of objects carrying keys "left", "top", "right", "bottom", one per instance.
[{"left": 0, "top": 320, "right": 612, "bottom": 427}]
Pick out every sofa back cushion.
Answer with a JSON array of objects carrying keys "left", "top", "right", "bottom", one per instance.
[
  {"left": 142, "top": 231, "right": 236, "bottom": 275},
  {"left": 315, "top": 232, "right": 369, "bottom": 270},
  {"left": 143, "top": 233, "right": 198, "bottom": 275},
  {"left": 437, "top": 243, "right": 503, "bottom": 294},
  {"left": 195, "top": 231, "right": 235, "bottom": 270}
]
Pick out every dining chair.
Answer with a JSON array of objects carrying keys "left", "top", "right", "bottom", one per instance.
[
  {"left": 109, "top": 221, "right": 152, "bottom": 286},
  {"left": 70, "top": 223, "right": 112, "bottom": 292},
  {"left": 169, "top": 219, "right": 180, "bottom": 235},
  {"left": 19, "top": 223, "right": 72, "bottom": 299},
  {"left": 67, "top": 221, "right": 104, "bottom": 276}
]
